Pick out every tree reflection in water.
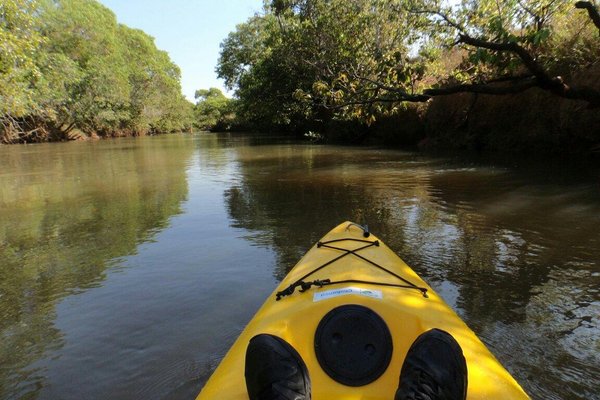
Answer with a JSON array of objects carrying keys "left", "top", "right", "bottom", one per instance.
[
  {"left": 0, "top": 136, "right": 192, "bottom": 399},
  {"left": 223, "top": 141, "right": 600, "bottom": 400}
]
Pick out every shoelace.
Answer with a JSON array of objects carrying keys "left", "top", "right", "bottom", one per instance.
[{"left": 398, "top": 368, "right": 441, "bottom": 400}]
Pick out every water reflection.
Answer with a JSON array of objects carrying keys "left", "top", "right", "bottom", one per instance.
[
  {"left": 2, "top": 133, "right": 598, "bottom": 400},
  {"left": 0, "top": 136, "right": 192, "bottom": 399},
  {"left": 223, "top": 139, "right": 600, "bottom": 400}
]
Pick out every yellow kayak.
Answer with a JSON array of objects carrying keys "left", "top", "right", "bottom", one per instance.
[{"left": 196, "top": 222, "right": 529, "bottom": 399}]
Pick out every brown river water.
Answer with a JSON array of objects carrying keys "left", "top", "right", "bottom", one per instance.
[{"left": 0, "top": 133, "right": 598, "bottom": 399}]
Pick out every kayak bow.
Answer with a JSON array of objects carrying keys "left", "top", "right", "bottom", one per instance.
[{"left": 196, "top": 221, "right": 529, "bottom": 399}]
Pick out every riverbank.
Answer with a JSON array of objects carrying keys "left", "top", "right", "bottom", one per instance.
[
  {"left": 4, "top": 64, "right": 599, "bottom": 156},
  {"left": 0, "top": 126, "right": 193, "bottom": 145},
  {"left": 346, "top": 65, "right": 600, "bottom": 157}
]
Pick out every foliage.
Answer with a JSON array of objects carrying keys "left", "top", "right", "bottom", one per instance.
[
  {"left": 0, "top": 0, "right": 44, "bottom": 117},
  {"left": 216, "top": 0, "right": 446, "bottom": 132},
  {"left": 418, "top": 0, "right": 598, "bottom": 79},
  {"left": 217, "top": 14, "right": 316, "bottom": 131},
  {"left": 275, "top": 0, "right": 431, "bottom": 122},
  {"left": 193, "top": 88, "right": 236, "bottom": 131},
  {"left": 118, "top": 25, "right": 194, "bottom": 134},
  {"left": 0, "top": 0, "right": 192, "bottom": 143},
  {"left": 217, "top": 0, "right": 600, "bottom": 138}
]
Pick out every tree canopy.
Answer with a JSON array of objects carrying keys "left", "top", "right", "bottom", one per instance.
[
  {"left": 3, "top": 0, "right": 598, "bottom": 143},
  {"left": 217, "top": 0, "right": 600, "bottom": 136},
  {"left": 193, "top": 88, "right": 236, "bottom": 131},
  {"left": 0, "top": 0, "right": 193, "bottom": 143}
]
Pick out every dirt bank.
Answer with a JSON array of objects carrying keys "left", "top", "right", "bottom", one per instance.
[{"left": 367, "top": 65, "right": 600, "bottom": 155}]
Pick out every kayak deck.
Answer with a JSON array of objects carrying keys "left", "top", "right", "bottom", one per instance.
[{"left": 196, "top": 222, "right": 529, "bottom": 399}]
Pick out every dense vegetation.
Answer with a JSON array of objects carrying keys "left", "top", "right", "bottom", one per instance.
[
  {"left": 217, "top": 0, "right": 600, "bottom": 147},
  {"left": 193, "top": 87, "right": 237, "bottom": 131},
  {"left": 3, "top": 0, "right": 599, "bottom": 147},
  {"left": 0, "top": 0, "right": 193, "bottom": 144}
]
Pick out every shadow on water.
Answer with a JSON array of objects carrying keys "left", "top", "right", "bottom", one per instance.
[
  {"left": 223, "top": 137, "right": 600, "bottom": 400},
  {"left": 2, "top": 133, "right": 597, "bottom": 400},
  {"left": 0, "top": 135, "right": 193, "bottom": 399}
]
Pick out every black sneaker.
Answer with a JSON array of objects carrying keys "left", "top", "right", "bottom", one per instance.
[
  {"left": 245, "top": 334, "right": 311, "bottom": 400},
  {"left": 395, "top": 329, "right": 468, "bottom": 400}
]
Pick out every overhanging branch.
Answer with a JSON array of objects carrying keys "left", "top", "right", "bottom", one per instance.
[
  {"left": 403, "top": 4, "right": 600, "bottom": 107},
  {"left": 575, "top": 1, "right": 600, "bottom": 34},
  {"left": 456, "top": 34, "right": 600, "bottom": 106},
  {"left": 457, "top": 34, "right": 552, "bottom": 83},
  {"left": 406, "top": 8, "right": 466, "bottom": 32},
  {"left": 424, "top": 77, "right": 540, "bottom": 96},
  {"left": 326, "top": 76, "right": 543, "bottom": 109},
  {"left": 355, "top": 76, "right": 430, "bottom": 101}
]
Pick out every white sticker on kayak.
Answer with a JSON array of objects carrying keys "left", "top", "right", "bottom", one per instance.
[{"left": 313, "top": 287, "right": 383, "bottom": 302}]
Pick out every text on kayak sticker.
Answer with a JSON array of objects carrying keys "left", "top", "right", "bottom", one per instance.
[{"left": 313, "top": 287, "right": 383, "bottom": 302}]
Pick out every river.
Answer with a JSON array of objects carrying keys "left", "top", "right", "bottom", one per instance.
[{"left": 0, "top": 133, "right": 598, "bottom": 399}]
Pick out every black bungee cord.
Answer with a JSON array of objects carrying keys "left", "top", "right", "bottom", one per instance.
[{"left": 275, "top": 237, "right": 428, "bottom": 301}]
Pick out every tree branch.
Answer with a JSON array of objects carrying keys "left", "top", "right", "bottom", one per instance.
[
  {"left": 355, "top": 75, "right": 429, "bottom": 100},
  {"left": 403, "top": 4, "right": 600, "bottom": 107},
  {"left": 326, "top": 97, "right": 428, "bottom": 110},
  {"left": 406, "top": 8, "right": 466, "bottom": 32},
  {"left": 327, "top": 75, "right": 544, "bottom": 109},
  {"left": 424, "top": 77, "right": 540, "bottom": 96},
  {"left": 575, "top": 1, "right": 600, "bottom": 35},
  {"left": 457, "top": 34, "right": 552, "bottom": 83},
  {"left": 457, "top": 34, "right": 600, "bottom": 106},
  {"left": 517, "top": 0, "right": 540, "bottom": 20}
]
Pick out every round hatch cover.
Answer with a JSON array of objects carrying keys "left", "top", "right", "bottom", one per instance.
[{"left": 314, "top": 304, "right": 392, "bottom": 386}]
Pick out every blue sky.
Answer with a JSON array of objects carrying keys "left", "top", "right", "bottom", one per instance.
[{"left": 98, "top": 0, "right": 264, "bottom": 101}]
